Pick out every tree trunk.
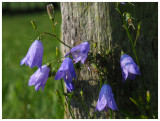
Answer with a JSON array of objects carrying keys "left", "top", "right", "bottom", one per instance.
[{"left": 60, "top": 2, "right": 158, "bottom": 119}]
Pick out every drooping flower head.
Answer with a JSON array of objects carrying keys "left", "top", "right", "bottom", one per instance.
[
  {"left": 28, "top": 65, "right": 50, "bottom": 91},
  {"left": 65, "top": 41, "right": 90, "bottom": 64},
  {"left": 20, "top": 40, "right": 43, "bottom": 68},
  {"left": 96, "top": 84, "right": 118, "bottom": 112},
  {"left": 120, "top": 54, "right": 141, "bottom": 82},
  {"left": 55, "top": 57, "right": 76, "bottom": 92}
]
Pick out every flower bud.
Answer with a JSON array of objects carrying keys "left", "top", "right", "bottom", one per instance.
[
  {"left": 121, "top": 50, "right": 124, "bottom": 56},
  {"left": 80, "top": 90, "right": 83, "bottom": 100},
  {"left": 31, "top": 20, "right": 37, "bottom": 31},
  {"left": 93, "top": 42, "right": 97, "bottom": 48},
  {"left": 138, "top": 21, "right": 142, "bottom": 30},
  {"left": 47, "top": 4, "right": 54, "bottom": 20},
  {"left": 125, "top": 13, "right": 131, "bottom": 21},
  {"left": 146, "top": 91, "right": 150, "bottom": 103},
  {"left": 56, "top": 46, "right": 59, "bottom": 57}
]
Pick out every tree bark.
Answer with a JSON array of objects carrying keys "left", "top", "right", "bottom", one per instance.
[{"left": 60, "top": 2, "right": 158, "bottom": 119}]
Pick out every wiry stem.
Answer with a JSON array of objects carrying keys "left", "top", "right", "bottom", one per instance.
[
  {"left": 73, "top": 95, "right": 92, "bottom": 119},
  {"left": 60, "top": 79, "right": 75, "bottom": 119},
  {"left": 42, "top": 32, "right": 71, "bottom": 49},
  {"left": 115, "top": 5, "right": 140, "bottom": 67},
  {"left": 115, "top": 3, "right": 147, "bottom": 91}
]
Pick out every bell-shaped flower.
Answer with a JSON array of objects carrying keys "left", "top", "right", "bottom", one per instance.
[
  {"left": 120, "top": 54, "right": 141, "bottom": 82},
  {"left": 20, "top": 40, "right": 43, "bottom": 68},
  {"left": 28, "top": 65, "right": 50, "bottom": 91},
  {"left": 95, "top": 84, "right": 118, "bottom": 112},
  {"left": 65, "top": 41, "right": 90, "bottom": 64},
  {"left": 55, "top": 57, "right": 76, "bottom": 92}
]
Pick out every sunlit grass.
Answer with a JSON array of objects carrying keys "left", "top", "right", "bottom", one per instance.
[{"left": 2, "top": 11, "right": 64, "bottom": 119}]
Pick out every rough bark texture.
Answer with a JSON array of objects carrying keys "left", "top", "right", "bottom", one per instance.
[{"left": 60, "top": 2, "right": 158, "bottom": 119}]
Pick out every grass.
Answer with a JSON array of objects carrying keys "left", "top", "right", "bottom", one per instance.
[{"left": 2, "top": 10, "right": 64, "bottom": 119}]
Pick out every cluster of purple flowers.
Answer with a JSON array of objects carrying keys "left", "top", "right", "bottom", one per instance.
[
  {"left": 20, "top": 40, "right": 90, "bottom": 92},
  {"left": 55, "top": 41, "right": 90, "bottom": 92},
  {"left": 21, "top": 39, "right": 140, "bottom": 113},
  {"left": 96, "top": 54, "right": 141, "bottom": 112},
  {"left": 21, "top": 40, "right": 50, "bottom": 91}
]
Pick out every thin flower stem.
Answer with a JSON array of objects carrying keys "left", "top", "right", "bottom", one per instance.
[
  {"left": 42, "top": 32, "right": 71, "bottom": 49},
  {"left": 60, "top": 79, "right": 64, "bottom": 93},
  {"left": 51, "top": 20, "right": 55, "bottom": 33},
  {"left": 93, "top": 111, "right": 97, "bottom": 119},
  {"left": 115, "top": 4, "right": 147, "bottom": 91},
  {"left": 55, "top": 95, "right": 68, "bottom": 118},
  {"left": 68, "top": 95, "right": 75, "bottom": 119},
  {"left": 73, "top": 95, "right": 92, "bottom": 119},
  {"left": 109, "top": 109, "right": 113, "bottom": 119},
  {"left": 134, "top": 21, "right": 142, "bottom": 47},
  {"left": 115, "top": 5, "right": 140, "bottom": 67},
  {"left": 60, "top": 79, "right": 75, "bottom": 119}
]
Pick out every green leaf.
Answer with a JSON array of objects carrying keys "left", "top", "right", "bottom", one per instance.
[
  {"left": 138, "top": 21, "right": 142, "bottom": 30},
  {"left": 146, "top": 91, "right": 151, "bottom": 103},
  {"left": 130, "top": 97, "right": 139, "bottom": 107}
]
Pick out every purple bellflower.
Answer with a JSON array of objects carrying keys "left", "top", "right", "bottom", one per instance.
[
  {"left": 95, "top": 84, "right": 118, "bottom": 112},
  {"left": 120, "top": 54, "right": 141, "bottom": 82},
  {"left": 28, "top": 65, "right": 50, "bottom": 91},
  {"left": 20, "top": 40, "right": 43, "bottom": 68},
  {"left": 65, "top": 41, "right": 90, "bottom": 64},
  {"left": 55, "top": 57, "right": 76, "bottom": 92},
  {"left": 121, "top": 2, "right": 126, "bottom": 4}
]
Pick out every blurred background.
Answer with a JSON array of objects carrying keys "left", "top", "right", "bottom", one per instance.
[{"left": 2, "top": 2, "right": 64, "bottom": 119}]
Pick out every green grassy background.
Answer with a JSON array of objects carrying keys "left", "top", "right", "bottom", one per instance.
[{"left": 2, "top": 3, "right": 64, "bottom": 119}]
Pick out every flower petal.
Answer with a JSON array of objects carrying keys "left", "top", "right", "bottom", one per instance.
[
  {"left": 35, "top": 82, "right": 41, "bottom": 91},
  {"left": 65, "top": 82, "right": 74, "bottom": 92},
  {"left": 28, "top": 75, "right": 37, "bottom": 86},
  {"left": 96, "top": 95, "right": 107, "bottom": 111},
  {"left": 107, "top": 96, "right": 118, "bottom": 111},
  {"left": 63, "top": 71, "right": 72, "bottom": 84},
  {"left": 20, "top": 56, "right": 28, "bottom": 65},
  {"left": 65, "top": 52, "right": 70, "bottom": 57},
  {"left": 122, "top": 68, "right": 128, "bottom": 82},
  {"left": 80, "top": 54, "right": 87, "bottom": 64},
  {"left": 28, "top": 65, "right": 50, "bottom": 91},
  {"left": 55, "top": 71, "right": 64, "bottom": 80},
  {"left": 128, "top": 73, "right": 136, "bottom": 80}
]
